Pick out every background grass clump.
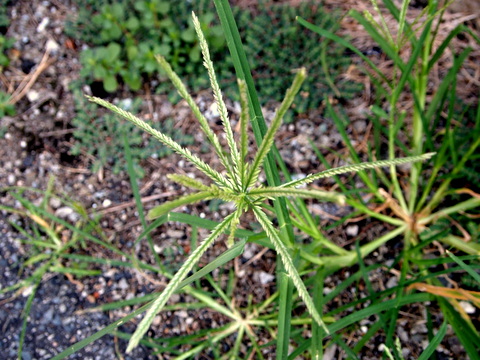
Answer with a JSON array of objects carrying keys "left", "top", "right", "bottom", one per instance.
[
  {"left": 233, "top": 0, "right": 363, "bottom": 119},
  {"left": 0, "top": 0, "right": 15, "bottom": 120}
]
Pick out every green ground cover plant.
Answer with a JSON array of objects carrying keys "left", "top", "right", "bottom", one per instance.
[
  {"left": 0, "top": 0, "right": 16, "bottom": 120},
  {"left": 67, "top": 0, "right": 225, "bottom": 92},
  {"left": 68, "top": 0, "right": 359, "bottom": 118},
  {"left": 0, "top": 89, "right": 15, "bottom": 118},
  {"left": 0, "top": 178, "right": 107, "bottom": 359},
  {"left": 233, "top": 0, "right": 362, "bottom": 120}
]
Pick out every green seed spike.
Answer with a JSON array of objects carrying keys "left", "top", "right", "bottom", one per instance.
[
  {"left": 281, "top": 153, "right": 436, "bottom": 189},
  {"left": 86, "top": 95, "right": 232, "bottom": 190}
]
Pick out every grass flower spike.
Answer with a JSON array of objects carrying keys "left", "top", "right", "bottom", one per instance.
[{"left": 87, "top": 12, "right": 435, "bottom": 353}]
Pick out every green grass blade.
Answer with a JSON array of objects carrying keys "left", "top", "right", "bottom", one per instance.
[
  {"left": 50, "top": 303, "right": 152, "bottom": 360},
  {"left": 417, "top": 321, "right": 447, "bottom": 360},
  {"left": 277, "top": 271, "right": 294, "bottom": 360},
  {"left": 296, "top": 16, "right": 389, "bottom": 84},
  {"left": 326, "top": 293, "right": 431, "bottom": 334},
  {"left": 438, "top": 297, "right": 480, "bottom": 360},
  {"left": 138, "top": 212, "right": 258, "bottom": 246},
  {"left": 18, "top": 282, "right": 39, "bottom": 359},
  {"left": 311, "top": 270, "right": 325, "bottom": 359},
  {"left": 124, "top": 135, "right": 162, "bottom": 266},
  {"left": 348, "top": 10, "right": 402, "bottom": 71},
  {"left": 178, "top": 239, "right": 246, "bottom": 290},
  {"left": 428, "top": 25, "right": 466, "bottom": 71},
  {"left": 446, "top": 250, "right": 480, "bottom": 283}
]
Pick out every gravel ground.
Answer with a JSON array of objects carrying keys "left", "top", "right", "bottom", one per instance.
[{"left": 0, "top": 221, "right": 159, "bottom": 359}]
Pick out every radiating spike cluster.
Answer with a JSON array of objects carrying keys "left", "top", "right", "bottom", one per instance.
[{"left": 88, "top": 11, "right": 435, "bottom": 354}]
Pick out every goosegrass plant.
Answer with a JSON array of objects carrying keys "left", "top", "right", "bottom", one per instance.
[
  {"left": 298, "top": 0, "right": 480, "bottom": 357},
  {"left": 0, "top": 178, "right": 106, "bottom": 359},
  {"left": 84, "top": 6, "right": 433, "bottom": 355}
]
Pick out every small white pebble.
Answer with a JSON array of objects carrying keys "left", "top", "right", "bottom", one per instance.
[
  {"left": 258, "top": 271, "right": 275, "bottom": 285},
  {"left": 7, "top": 174, "right": 16, "bottom": 185},
  {"left": 55, "top": 206, "right": 73, "bottom": 218},
  {"left": 20, "top": 140, "right": 27, "bottom": 148},
  {"left": 49, "top": 197, "right": 61, "bottom": 209},
  {"left": 323, "top": 287, "right": 333, "bottom": 295},
  {"left": 46, "top": 38, "right": 60, "bottom": 54},
  {"left": 386, "top": 276, "right": 398, "bottom": 289},
  {"left": 346, "top": 225, "right": 359, "bottom": 237},
  {"left": 36, "top": 17, "right": 49, "bottom": 32},
  {"left": 102, "top": 199, "right": 112, "bottom": 208},
  {"left": 117, "top": 278, "right": 129, "bottom": 290},
  {"left": 22, "top": 285, "right": 34, "bottom": 297},
  {"left": 459, "top": 301, "right": 476, "bottom": 314},
  {"left": 177, "top": 310, "right": 188, "bottom": 318},
  {"left": 236, "top": 269, "right": 245, "bottom": 277}
]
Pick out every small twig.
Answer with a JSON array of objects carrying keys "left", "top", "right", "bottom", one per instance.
[
  {"left": 241, "top": 246, "right": 270, "bottom": 268},
  {"left": 98, "top": 192, "right": 176, "bottom": 215},
  {"left": 38, "top": 128, "right": 75, "bottom": 138},
  {"left": 9, "top": 47, "right": 56, "bottom": 105}
]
